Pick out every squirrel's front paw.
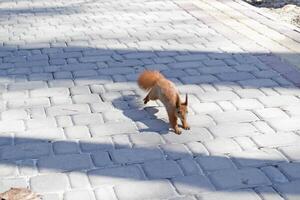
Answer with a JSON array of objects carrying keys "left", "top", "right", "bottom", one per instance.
[
  {"left": 174, "top": 128, "right": 182, "bottom": 135},
  {"left": 183, "top": 125, "right": 190, "bottom": 130},
  {"left": 143, "top": 98, "right": 149, "bottom": 104}
]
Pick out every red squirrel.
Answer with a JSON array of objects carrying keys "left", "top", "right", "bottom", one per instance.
[{"left": 138, "top": 70, "right": 189, "bottom": 134}]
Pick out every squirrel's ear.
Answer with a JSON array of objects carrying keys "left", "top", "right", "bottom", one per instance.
[
  {"left": 184, "top": 94, "right": 188, "bottom": 105},
  {"left": 176, "top": 95, "right": 180, "bottom": 108}
]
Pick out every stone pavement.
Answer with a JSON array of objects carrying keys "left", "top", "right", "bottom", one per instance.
[{"left": 0, "top": 0, "right": 300, "bottom": 199}]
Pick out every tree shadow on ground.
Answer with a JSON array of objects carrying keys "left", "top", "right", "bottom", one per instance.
[
  {"left": 0, "top": 135, "right": 298, "bottom": 198},
  {"left": 0, "top": 44, "right": 299, "bottom": 198},
  {"left": 243, "top": 0, "right": 300, "bottom": 8}
]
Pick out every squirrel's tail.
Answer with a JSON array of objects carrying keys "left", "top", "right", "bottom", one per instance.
[{"left": 137, "top": 70, "right": 164, "bottom": 90}]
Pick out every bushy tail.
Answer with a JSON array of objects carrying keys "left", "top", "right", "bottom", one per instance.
[{"left": 137, "top": 70, "right": 164, "bottom": 90}]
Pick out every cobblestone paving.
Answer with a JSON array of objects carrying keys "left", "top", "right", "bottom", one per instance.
[{"left": 0, "top": 0, "right": 300, "bottom": 199}]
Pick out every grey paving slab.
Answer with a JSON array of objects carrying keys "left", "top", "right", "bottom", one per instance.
[{"left": 0, "top": 0, "right": 300, "bottom": 198}]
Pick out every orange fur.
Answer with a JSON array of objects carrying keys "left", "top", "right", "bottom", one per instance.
[{"left": 137, "top": 70, "right": 189, "bottom": 134}]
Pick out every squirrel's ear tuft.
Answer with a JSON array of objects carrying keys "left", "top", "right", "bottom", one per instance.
[
  {"left": 184, "top": 94, "right": 188, "bottom": 106},
  {"left": 176, "top": 95, "right": 181, "bottom": 108}
]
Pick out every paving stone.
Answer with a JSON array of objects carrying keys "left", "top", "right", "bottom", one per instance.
[
  {"left": 102, "top": 110, "right": 130, "bottom": 122},
  {"left": 267, "top": 117, "right": 300, "bottom": 132},
  {"left": 0, "top": 162, "right": 17, "bottom": 177},
  {"left": 90, "top": 102, "right": 114, "bottom": 113},
  {"left": 129, "top": 132, "right": 164, "bottom": 146},
  {"left": 8, "top": 97, "right": 51, "bottom": 109},
  {"left": 279, "top": 145, "right": 300, "bottom": 161},
  {"left": 251, "top": 132, "right": 300, "bottom": 148},
  {"left": 281, "top": 104, "right": 300, "bottom": 116},
  {"left": 8, "top": 81, "right": 47, "bottom": 91},
  {"left": 26, "top": 118, "right": 57, "bottom": 129},
  {"left": 275, "top": 180, "right": 300, "bottom": 200},
  {"left": 30, "top": 173, "right": 69, "bottom": 193},
  {"left": 260, "top": 88, "right": 280, "bottom": 96},
  {"left": 259, "top": 95, "right": 299, "bottom": 107},
  {"left": 0, "top": 133, "right": 13, "bottom": 146},
  {"left": 91, "top": 151, "right": 113, "bottom": 167},
  {"left": 180, "top": 75, "right": 219, "bottom": 84},
  {"left": 94, "top": 186, "right": 118, "bottom": 200},
  {"left": 199, "top": 189, "right": 262, "bottom": 200},
  {"left": 70, "top": 86, "right": 91, "bottom": 95},
  {"left": 162, "top": 128, "right": 213, "bottom": 144},
  {"left": 47, "top": 104, "right": 91, "bottom": 116},
  {"left": 204, "top": 138, "right": 242, "bottom": 154},
  {"left": 252, "top": 121, "right": 276, "bottom": 134},
  {"left": 120, "top": 109, "right": 150, "bottom": 121},
  {"left": 18, "top": 160, "right": 38, "bottom": 176},
  {"left": 255, "top": 186, "right": 285, "bottom": 200},
  {"left": 143, "top": 160, "right": 183, "bottom": 179},
  {"left": 198, "top": 66, "right": 236, "bottom": 74},
  {"left": 188, "top": 114, "right": 216, "bottom": 128},
  {"left": 233, "top": 136, "right": 258, "bottom": 150},
  {"left": 196, "top": 156, "right": 236, "bottom": 171},
  {"left": 161, "top": 144, "right": 192, "bottom": 160},
  {"left": 89, "top": 85, "right": 105, "bottom": 94},
  {"left": 64, "top": 126, "right": 91, "bottom": 139},
  {"left": 239, "top": 78, "right": 278, "bottom": 88},
  {"left": 255, "top": 108, "right": 289, "bottom": 119},
  {"left": 136, "top": 119, "right": 170, "bottom": 132},
  {"left": 90, "top": 121, "right": 137, "bottom": 137},
  {"left": 16, "top": 127, "right": 64, "bottom": 142},
  {"left": 56, "top": 115, "right": 73, "bottom": 127},
  {"left": 209, "top": 168, "right": 271, "bottom": 190},
  {"left": 261, "top": 166, "right": 289, "bottom": 184},
  {"left": 217, "top": 72, "right": 254, "bottom": 81},
  {"left": 217, "top": 101, "right": 237, "bottom": 111},
  {"left": 51, "top": 96, "right": 73, "bottom": 105},
  {"left": 177, "top": 158, "right": 203, "bottom": 176},
  {"left": 278, "top": 163, "right": 300, "bottom": 180},
  {"left": 79, "top": 137, "right": 114, "bottom": 152},
  {"left": 209, "top": 123, "right": 258, "bottom": 137},
  {"left": 198, "top": 91, "right": 239, "bottom": 102},
  {"left": 2, "top": 91, "right": 29, "bottom": 100},
  {"left": 112, "top": 134, "right": 132, "bottom": 149},
  {"left": 172, "top": 174, "right": 215, "bottom": 195},
  {"left": 41, "top": 193, "right": 61, "bottom": 200},
  {"left": 1, "top": 109, "right": 28, "bottom": 120},
  {"left": 210, "top": 110, "right": 258, "bottom": 123},
  {"left": 185, "top": 142, "right": 210, "bottom": 157},
  {"left": 37, "top": 154, "right": 93, "bottom": 173},
  {"left": 88, "top": 165, "right": 144, "bottom": 186},
  {"left": 53, "top": 140, "right": 79, "bottom": 154},
  {"left": 68, "top": 171, "right": 91, "bottom": 188},
  {"left": 230, "top": 149, "right": 287, "bottom": 167},
  {"left": 111, "top": 147, "right": 164, "bottom": 164},
  {"left": 116, "top": 179, "right": 178, "bottom": 200},
  {"left": 72, "top": 94, "right": 102, "bottom": 104},
  {"left": 232, "top": 98, "right": 264, "bottom": 110},
  {"left": 0, "top": 120, "right": 25, "bottom": 133},
  {"left": 64, "top": 189, "right": 95, "bottom": 200},
  {"left": 26, "top": 107, "right": 46, "bottom": 119},
  {"left": 0, "top": 143, "right": 51, "bottom": 160},
  {"left": 235, "top": 89, "right": 265, "bottom": 98},
  {"left": 0, "top": 178, "right": 28, "bottom": 192},
  {"left": 168, "top": 196, "right": 197, "bottom": 200},
  {"left": 30, "top": 87, "right": 70, "bottom": 97}
]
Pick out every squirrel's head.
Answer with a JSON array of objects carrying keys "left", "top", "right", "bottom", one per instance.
[{"left": 175, "top": 94, "right": 188, "bottom": 120}]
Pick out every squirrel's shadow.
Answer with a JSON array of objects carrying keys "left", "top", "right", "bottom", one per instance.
[{"left": 112, "top": 94, "right": 171, "bottom": 135}]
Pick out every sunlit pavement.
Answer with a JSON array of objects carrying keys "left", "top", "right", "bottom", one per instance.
[{"left": 0, "top": 0, "right": 300, "bottom": 199}]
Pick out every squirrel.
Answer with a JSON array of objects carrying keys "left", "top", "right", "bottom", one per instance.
[{"left": 138, "top": 70, "right": 189, "bottom": 134}]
